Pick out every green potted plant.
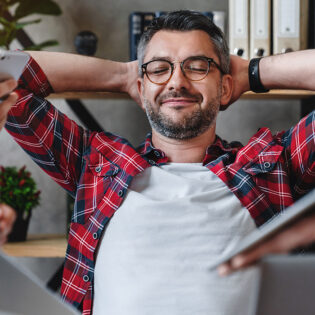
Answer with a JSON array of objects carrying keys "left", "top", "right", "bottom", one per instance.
[
  {"left": 0, "top": 165, "right": 40, "bottom": 242},
  {"left": 0, "top": 0, "right": 62, "bottom": 50}
]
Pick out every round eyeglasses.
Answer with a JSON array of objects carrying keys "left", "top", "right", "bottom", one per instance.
[{"left": 141, "top": 56, "right": 226, "bottom": 85}]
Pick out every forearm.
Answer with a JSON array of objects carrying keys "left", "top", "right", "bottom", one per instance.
[
  {"left": 260, "top": 49, "right": 315, "bottom": 90},
  {"left": 27, "top": 51, "right": 133, "bottom": 94},
  {"left": 7, "top": 58, "right": 87, "bottom": 193}
]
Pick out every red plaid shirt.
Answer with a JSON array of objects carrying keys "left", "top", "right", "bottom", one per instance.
[{"left": 6, "top": 58, "right": 315, "bottom": 314}]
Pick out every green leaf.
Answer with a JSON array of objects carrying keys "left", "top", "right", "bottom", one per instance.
[
  {"left": 25, "top": 39, "right": 59, "bottom": 51},
  {"left": 16, "top": 18, "right": 41, "bottom": 29},
  {"left": 0, "top": 16, "right": 13, "bottom": 28},
  {"left": 6, "top": 28, "right": 17, "bottom": 47},
  {"left": 0, "top": 26, "right": 15, "bottom": 49},
  {"left": 15, "top": 0, "right": 62, "bottom": 19}
]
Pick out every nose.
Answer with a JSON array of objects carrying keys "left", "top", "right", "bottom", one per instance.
[{"left": 166, "top": 63, "right": 191, "bottom": 91}]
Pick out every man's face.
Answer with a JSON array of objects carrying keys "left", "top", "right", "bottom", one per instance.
[{"left": 138, "top": 30, "right": 231, "bottom": 140}]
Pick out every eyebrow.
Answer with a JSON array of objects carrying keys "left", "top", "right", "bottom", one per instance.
[
  {"left": 146, "top": 56, "right": 172, "bottom": 62},
  {"left": 146, "top": 54, "right": 216, "bottom": 62}
]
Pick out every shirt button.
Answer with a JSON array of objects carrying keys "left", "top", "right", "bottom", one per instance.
[
  {"left": 264, "top": 162, "right": 271, "bottom": 169},
  {"left": 93, "top": 233, "right": 98, "bottom": 240},
  {"left": 83, "top": 275, "right": 89, "bottom": 282},
  {"left": 118, "top": 190, "right": 124, "bottom": 197},
  {"left": 113, "top": 168, "right": 119, "bottom": 175},
  {"left": 95, "top": 166, "right": 102, "bottom": 173}
]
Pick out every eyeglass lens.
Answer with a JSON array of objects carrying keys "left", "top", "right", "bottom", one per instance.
[{"left": 145, "top": 58, "right": 210, "bottom": 84}]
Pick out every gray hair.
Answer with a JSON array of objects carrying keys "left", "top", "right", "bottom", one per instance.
[{"left": 137, "top": 10, "right": 230, "bottom": 77}]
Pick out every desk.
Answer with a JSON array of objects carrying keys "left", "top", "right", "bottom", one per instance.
[{"left": 3, "top": 234, "right": 67, "bottom": 258}]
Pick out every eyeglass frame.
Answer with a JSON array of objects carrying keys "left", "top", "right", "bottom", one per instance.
[{"left": 141, "top": 56, "right": 227, "bottom": 85}]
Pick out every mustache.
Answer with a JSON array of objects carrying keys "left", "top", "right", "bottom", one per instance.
[{"left": 156, "top": 91, "right": 203, "bottom": 105}]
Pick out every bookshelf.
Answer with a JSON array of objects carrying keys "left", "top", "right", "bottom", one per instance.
[{"left": 48, "top": 90, "right": 315, "bottom": 100}]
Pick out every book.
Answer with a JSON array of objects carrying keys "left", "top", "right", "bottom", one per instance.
[
  {"left": 249, "top": 0, "right": 271, "bottom": 58},
  {"left": 129, "top": 12, "right": 156, "bottom": 60},
  {"left": 229, "top": 0, "right": 250, "bottom": 59},
  {"left": 308, "top": 0, "right": 315, "bottom": 48},
  {"left": 273, "top": 0, "right": 309, "bottom": 54},
  {"left": 129, "top": 12, "right": 143, "bottom": 61}
]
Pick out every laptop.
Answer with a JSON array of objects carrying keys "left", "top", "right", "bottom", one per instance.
[
  {"left": 249, "top": 255, "right": 315, "bottom": 315},
  {"left": 1, "top": 248, "right": 315, "bottom": 314},
  {"left": 0, "top": 250, "right": 79, "bottom": 315}
]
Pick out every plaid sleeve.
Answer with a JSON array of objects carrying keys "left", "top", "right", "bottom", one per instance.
[
  {"left": 5, "top": 56, "right": 90, "bottom": 196},
  {"left": 282, "top": 110, "right": 315, "bottom": 197}
]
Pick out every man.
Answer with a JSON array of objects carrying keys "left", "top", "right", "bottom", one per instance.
[
  {"left": 0, "top": 79, "right": 17, "bottom": 245},
  {"left": 4, "top": 10, "right": 315, "bottom": 315}
]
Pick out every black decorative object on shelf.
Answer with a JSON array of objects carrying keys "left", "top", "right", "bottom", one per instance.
[
  {"left": 3, "top": 11, "right": 103, "bottom": 133},
  {"left": 74, "top": 31, "right": 98, "bottom": 56},
  {"left": 69, "top": 30, "right": 103, "bottom": 133}
]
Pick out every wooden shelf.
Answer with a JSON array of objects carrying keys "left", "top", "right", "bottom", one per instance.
[
  {"left": 2, "top": 234, "right": 67, "bottom": 258},
  {"left": 242, "top": 90, "right": 315, "bottom": 99},
  {"left": 48, "top": 90, "right": 315, "bottom": 100},
  {"left": 49, "top": 91, "right": 130, "bottom": 100}
]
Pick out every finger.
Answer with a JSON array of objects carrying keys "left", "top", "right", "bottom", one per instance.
[
  {"left": 0, "top": 92, "right": 18, "bottom": 130},
  {"left": 217, "top": 241, "right": 272, "bottom": 276},
  {"left": 0, "top": 220, "right": 10, "bottom": 236},
  {"left": 217, "top": 262, "right": 233, "bottom": 276},
  {"left": 0, "top": 79, "right": 17, "bottom": 97},
  {"left": 227, "top": 219, "right": 315, "bottom": 272},
  {"left": 218, "top": 214, "right": 315, "bottom": 276},
  {"left": 218, "top": 255, "right": 261, "bottom": 276},
  {"left": 218, "top": 238, "right": 280, "bottom": 276},
  {"left": 1, "top": 204, "right": 17, "bottom": 228}
]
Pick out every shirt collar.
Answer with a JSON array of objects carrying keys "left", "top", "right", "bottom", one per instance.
[
  {"left": 203, "top": 135, "right": 243, "bottom": 165},
  {"left": 137, "top": 133, "right": 168, "bottom": 165},
  {"left": 137, "top": 133, "right": 243, "bottom": 165}
]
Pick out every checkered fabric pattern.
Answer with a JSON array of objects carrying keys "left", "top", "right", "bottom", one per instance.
[{"left": 5, "top": 57, "right": 315, "bottom": 314}]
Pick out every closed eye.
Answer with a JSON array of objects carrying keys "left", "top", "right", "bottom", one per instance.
[
  {"left": 185, "top": 67, "right": 207, "bottom": 73},
  {"left": 149, "top": 67, "right": 169, "bottom": 75}
]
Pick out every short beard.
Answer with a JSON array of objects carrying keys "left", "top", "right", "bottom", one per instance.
[{"left": 143, "top": 90, "right": 221, "bottom": 140}]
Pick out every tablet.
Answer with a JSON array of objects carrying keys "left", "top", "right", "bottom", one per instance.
[
  {"left": 0, "top": 50, "right": 30, "bottom": 82},
  {"left": 213, "top": 189, "right": 315, "bottom": 268}
]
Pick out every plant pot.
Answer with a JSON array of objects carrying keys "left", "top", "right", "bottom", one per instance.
[{"left": 8, "top": 210, "right": 32, "bottom": 242}]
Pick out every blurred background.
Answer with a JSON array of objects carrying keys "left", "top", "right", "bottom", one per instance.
[{"left": 0, "top": 0, "right": 305, "bottom": 281}]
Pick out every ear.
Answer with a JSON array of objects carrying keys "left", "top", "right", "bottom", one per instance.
[
  {"left": 219, "top": 74, "right": 233, "bottom": 109},
  {"left": 137, "top": 78, "right": 146, "bottom": 111}
]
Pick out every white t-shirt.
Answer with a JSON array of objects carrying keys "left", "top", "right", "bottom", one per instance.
[{"left": 93, "top": 163, "right": 258, "bottom": 315}]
